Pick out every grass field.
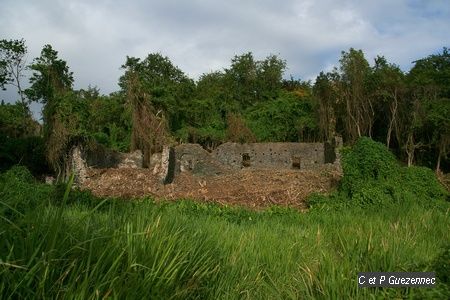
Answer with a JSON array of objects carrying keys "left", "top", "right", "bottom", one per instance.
[{"left": 0, "top": 174, "right": 448, "bottom": 299}]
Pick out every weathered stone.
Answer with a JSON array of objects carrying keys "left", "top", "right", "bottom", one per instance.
[
  {"left": 118, "top": 150, "right": 143, "bottom": 169},
  {"left": 71, "top": 138, "right": 341, "bottom": 184},
  {"left": 174, "top": 144, "right": 228, "bottom": 176},
  {"left": 333, "top": 136, "right": 343, "bottom": 172},
  {"left": 149, "top": 146, "right": 176, "bottom": 184},
  {"left": 213, "top": 142, "right": 325, "bottom": 170},
  {"left": 71, "top": 146, "right": 89, "bottom": 185}
]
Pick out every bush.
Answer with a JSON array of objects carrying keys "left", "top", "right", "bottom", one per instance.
[
  {"left": 0, "top": 166, "right": 53, "bottom": 220},
  {"left": 340, "top": 137, "right": 399, "bottom": 196},
  {"left": 401, "top": 166, "right": 447, "bottom": 202},
  {"left": 2, "top": 164, "right": 35, "bottom": 183},
  {"left": 310, "top": 137, "right": 449, "bottom": 210}
]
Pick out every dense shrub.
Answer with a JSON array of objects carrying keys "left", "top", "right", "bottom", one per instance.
[
  {"left": 310, "top": 137, "right": 448, "bottom": 210},
  {"left": 340, "top": 137, "right": 398, "bottom": 195},
  {"left": 0, "top": 166, "right": 52, "bottom": 220},
  {"left": 401, "top": 166, "right": 448, "bottom": 202}
]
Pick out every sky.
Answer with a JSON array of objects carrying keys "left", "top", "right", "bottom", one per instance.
[{"left": 1, "top": 0, "right": 449, "bottom": 119}]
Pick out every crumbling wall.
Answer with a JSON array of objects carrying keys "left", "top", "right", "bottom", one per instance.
[
  {"left": 174, "top": 144, "right": 229, "bottom": 176},
  {"left": 74, "top": 140, "right": 341, "bottom": 185},
  {"left": 70, "top": 144, "right": 143, "bottom": 185},
  {"left": 332, "top": 136, "right": 343, "bottom": 171},
  {"left": 81, "top": 147, "right": 143, "bottom": 169},
  {"left": 213, "top": 142, "right": 325, "bottom": 170},
  {"left": 71, "top": 146, "right": 89, "bottom": 185},
  {"left": 118, "top": 150, "right": 144, "bottom": 169},
  {"left": 151, "top": 146, "right": 175, "bottom": 184}
]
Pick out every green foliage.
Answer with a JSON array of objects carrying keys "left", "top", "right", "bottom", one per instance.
[
  {"left": 0, "top": 102, "right": 39, "bottom": 138},
  {"left": 79, "top": 89, "right": 131, "bottom": 151},
  {"left": 0, "top": 166, "right": 52, "bottom": 220},
  {"left": 0, "top": 102, "right": 48, "bottom": 176},
  {"left": 225, "top": 113, "right": 256, "bottom": 143},
  {"left": 25, "top": 44, "right": 76, "bottom": 178},
  {"left": 224, "top": 52, "right": 286, "bottom": 110},
  {"left": 174, "top": 95, "right": 226, "bottom": 147},
  {"left": 0, "top": 39, "right": 27, "bottom": 103},
  {"left": 313, "top": 137, "right": 448, "bottom": 210},
  {"left": 246, "top": 91, "right": 318, "bottom": 142},
  {"left": 340, "top": 137, "right": 399, "bottom": 195},
  {"left": 433, "top": 245, "right": 450, "bottom": 286},
  {"left": 120, "top": 53, "right": 195, "bottom": 133},
  {"left": 175, "top": 125, "right": 225, "bottom": 148},
  {"left": 2, "top": 165, "right": 34, "bottom": 182},
  {"left": 26, "top": 44, "right": 74, "bottom": 105},
  {"left": 409, "top": 47, "right": 450, "bottom": 98},
  {"left": 401, "top": 166, "right": 448, "bottom": 203}
]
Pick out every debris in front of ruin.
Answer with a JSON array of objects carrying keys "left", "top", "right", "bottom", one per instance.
[{"left": 75, "top": 137, "right": 343, "bottom": 208}]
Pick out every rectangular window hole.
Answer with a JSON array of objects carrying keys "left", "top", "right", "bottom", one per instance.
[
  {"left": 242, "top": 153, "right": 251, "bottom": 167},
  {"left": 292, "top": 156, "right": 301, "bottom": 169}
]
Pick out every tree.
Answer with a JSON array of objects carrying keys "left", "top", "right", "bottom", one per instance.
[
  {"left": 195, "top": 71, "right": 230, "bottom": 118},
  {"left": 370, "top": 56, "right": 405, "bottom": 148},
  {"left": 120, "top": 56, "right": 170, "bottom": 167},
  {"left": 175, "top": 71, "right": 228, "bottom": 148},
  {"left": 255, "top": 54, "right": 286, "bottom": 100},
  {"left": 425, "top": 98, "right": 450, "bottom": 172},
  {"left": 224, "top": 53, "right": 286, "bottom": 110},
  {"left": 338, "top": 48, "right": 373, "bottom": 141},
  {"left": 313, "top": 71, "right": 338, "bottom": 141},
  {"left": 246, "top": 91, "right": 319, "bottom": 142},
  {"left": 0, "top": 39, "right": 28, "bottom": 105},
  {"left": 0, "top": 102, "right": 39, "bottom": 138},
  {"left": 26, "top": 44, "right": 74, "bottom": 133},
  {"left": 84, "top": 90, "right": 131, "bottom": 152},
  {"left": 224, "top": 52, "right": 258, "bottom": 109},
  {"left": 119, "top": 53, "right": 194, "bottom": 134},
  {"left": 25, "top": 45, "right": 75, "bottom": 179},
  {"left": 407, "top": 48, "right": 450, "bottom": 171},
  {"left": 225, "top": 113, "right": 256, "bottom": 143}
]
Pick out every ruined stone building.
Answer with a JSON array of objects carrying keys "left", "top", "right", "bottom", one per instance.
[{"left": 71, "top": 137, "right": 342, "bottom": 185}]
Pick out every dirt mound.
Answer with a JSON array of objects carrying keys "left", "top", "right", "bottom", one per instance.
[{"left": 83, "top": 165, "right": 341, "bottom": 209}]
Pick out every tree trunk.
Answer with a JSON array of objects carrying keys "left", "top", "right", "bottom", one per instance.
[
  {"left": 386, "top": 89, "right": 398, "bottom": 149},
  {"left": 436, "top": 150, "right": 441, "bottom": 174},
  {"left": 406, "top": 132, "right": 415, "bottom": 167}
]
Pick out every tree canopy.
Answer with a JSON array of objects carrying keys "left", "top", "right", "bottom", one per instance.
[{"left": 1, "top": 39, "right": 449, "bottom": 176}]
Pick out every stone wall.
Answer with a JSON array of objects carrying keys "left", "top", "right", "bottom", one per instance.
[
  {"left": 213, "top": 142, "right": 325, "bottom": 170},
  {"left": 70, "top": 144, "right": 143, "bottom": 185},
  {"left": 80, "top": 144, "right": 143, "bottom": 169},
  {"left": 174, "top": 144, "right": 230, "bottom": 176},
  {"left": 72, "top": 138, "right": 341, "bottom": 185}
]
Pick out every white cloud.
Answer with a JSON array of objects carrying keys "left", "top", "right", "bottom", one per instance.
[{"left": 1, "top": 0, "right": 449, "bottom": 103}]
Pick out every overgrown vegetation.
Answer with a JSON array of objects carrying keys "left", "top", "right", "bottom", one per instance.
[
  {"left": 1, "top": 138, "right": 449, "bottom": 298},
  {"left": 309, "top": 137, "right": 448, "bottom": 210},
  {"left": 2, "top": 39, "right": 449, "bottom": 178}
]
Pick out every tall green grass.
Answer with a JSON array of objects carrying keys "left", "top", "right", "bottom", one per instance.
[{"left": 1, "top": 184, "right": 449, "bottom": 298}]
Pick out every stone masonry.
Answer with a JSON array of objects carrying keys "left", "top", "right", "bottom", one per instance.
[
  {"left": 213, "top": 142, "right": 324, "bottom": 170},
  {"left": 72, "top": 137, "right": 342, "bottom": 185}
]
